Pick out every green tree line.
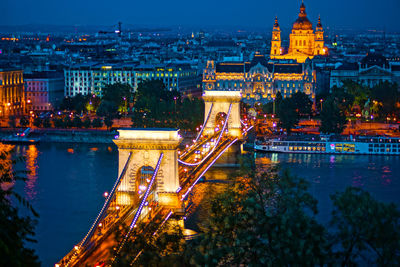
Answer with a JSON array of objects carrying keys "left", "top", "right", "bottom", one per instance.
[{"left": 113, "top": 154, "right": 400, "bottom": 266}]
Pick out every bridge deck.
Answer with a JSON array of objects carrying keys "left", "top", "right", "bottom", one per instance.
[{"left": 57, "top": 131, "right": 243, "bottom": 266}]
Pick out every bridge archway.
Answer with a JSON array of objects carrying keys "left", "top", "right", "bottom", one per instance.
[
  {"left": 113, "top": 129, "right": 182, "bottom": 208},
  {"left": 203, "top": 90, "right": 242, "bottom": 138},
  {"left": 215, "top": 112, "right": 228, "bottom": 131},
  {"left": 136, "top": 166, "right": 155, "bottom": 194}
]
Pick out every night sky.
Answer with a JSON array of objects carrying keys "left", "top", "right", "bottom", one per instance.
[{"left": 3, "top": 0, "right": 400, "bottom": 31}]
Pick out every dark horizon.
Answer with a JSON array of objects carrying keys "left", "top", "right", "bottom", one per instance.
[{"left": 3, "top": 0, "right": 400, "bottom": 33}]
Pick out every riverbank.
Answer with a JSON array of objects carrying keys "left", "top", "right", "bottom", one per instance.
[
  {"left": 0, "top": 128, "right": 198, "bottom": 144},
  {"left": 0, "top": 128, "right": 118, "bottom": 144}
]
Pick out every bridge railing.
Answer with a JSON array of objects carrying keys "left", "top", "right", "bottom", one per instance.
[
  {"left": 115, "top": 152, "right": 164, "bottom": 256},
  {"left": 178, "top": 103, "right": 232, "bottom": 167},
  {"left": 57, "top": 152, "right": 133, "bottom": 266}
]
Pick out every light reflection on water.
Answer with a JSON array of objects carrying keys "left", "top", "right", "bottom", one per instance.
[
  {"left": 187, "top": 152, "right": 400, "bottom": 228},
  {"left": 10, "top": 143, "right": 118, "bottom": 267},
  {"left": 24, "top": 145, "right": 39, "bottom": 200},
  {"left": 7, "top": 144, "right": 400, "bottom": 266}
]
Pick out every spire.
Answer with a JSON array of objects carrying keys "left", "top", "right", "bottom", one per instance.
[
  {"left": 300, "top": 0, "right": 306, "bottom": 16},
  {"left": 274, "top": 16, "right": 279, "bottom": 28},
  {"left": 316, "top": 14, "right": 323, "bottom": 30}
]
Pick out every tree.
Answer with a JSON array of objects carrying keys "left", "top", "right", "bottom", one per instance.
[
  {"left": 60, "top": 94, "right": 89, "bottom": 114},
  {"left": 96, "top": 100, "right": 118, "bottom": 118},
  {"left": 189, "top": 155, "right": 329, "bottom": 266},
  {"left": 276, "top": 97, "right": 299, "bottom": 134},
  {"left": 83, "top": 117, "right": 91, "bottom": 128},
  {"left": 63, "top": 116, "right": 73, "bottom": 128},
  {"left": 102, "top": 83, "right": 133, "bottom": 114},
  {"left": 330, "top": 187, "right": 400, "bottom": 266},
  {"left": 319, "top": 97, "right": 347, "bottom": 134},
  {"left": 33, "top": 117, "right": 42, "bottom": 128},
  {"left": 132, "top": 80, "right": 188, "bottom": 128},
  {"left": 112, "top": 218, "right": 189, "bottom": 266},
  {"left": 92, "top": 118, "right": 103, "bottom": 128},
  {"left": 73, "top": 117, "right": 83, "bottom": 128},
  {"left": 86, "top": 95, "right": 101, "bottom": 114},
  {"left": 42, "top": 117, "right": 51, "bottom": 128},
  {"left": 8, "top": 115, "right": 16, "bottom": 128},
  {"left": 370, "top": 81, "right": 399, "bottom": 118},
  {"left": 53, "top": 117, "right": 64, "bottom": 128},
  {"left": 342, "top": 80, "right": 369, "bottom": 112},
  {"left": 19, "top": 116, "right": 29, "bottom": 127},
  {"left": 291, "top": 91, "right": 313, "bottom": 117},
  {"left": 330, "top": 86, "right": 354, "bottom": 114},
  {"left": 0, "top": 145, "right": 40, "bottom": 266},
  {"left": 104, "top": 116, "right": 113, "bottom": 130}
]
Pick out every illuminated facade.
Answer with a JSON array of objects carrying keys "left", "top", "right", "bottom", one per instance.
[
  {"left": 64, "top": 63, "right": 198, "bottom": 97},
  {"left": 0, "top": 69, "right": 26, "bottom": 117},
  {"left": 113, "top": 129, "right": 182, "bottom": 208},
  {"left": 270, "top": 1, "right": 328, "bottom": 63},
  {"left": 64, "top": 64, "right": 135, "bottom": 97},
  {"left": 25, "top": 72, "right": 64, "bottom": 111},
  {"left": 330, "top": 53, "right": 400, "bottom": 89},
  {"left": 134, "top": 64, "right": 199, "bottom": 94},
  {"left": 203, "top": 53, "right": 316, "bottom": 103}
]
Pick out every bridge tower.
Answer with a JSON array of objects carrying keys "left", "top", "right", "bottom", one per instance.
[
  {"left": 113, "top": 129, "right": 182, "bottom": 209},
  {"left": 203, "top": 90, "right": 242, "bottom": 139}
]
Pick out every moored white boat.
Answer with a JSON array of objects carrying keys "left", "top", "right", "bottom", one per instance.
[{"left": 254, "top": 135, "right": 400, "bottom": 155}]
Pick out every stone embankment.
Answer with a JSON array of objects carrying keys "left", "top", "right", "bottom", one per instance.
[
  {"left": 0, "top": 128, "right": 198, "bottom": 144},
  {"left": 0, "top": 128, "right": 117, "bottom": 144}
]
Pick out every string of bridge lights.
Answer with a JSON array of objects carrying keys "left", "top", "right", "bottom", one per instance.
[
  {"left": 177, "top": 104, "right": 232, "bottom": 167},
  {"left": 115, "top": 153, "right": 164, "bottom": 257},
  {"left": 62, "top": 152, "right": 133, "bottom": 267}
]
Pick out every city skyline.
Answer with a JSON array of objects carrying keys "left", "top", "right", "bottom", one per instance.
[{"left": 3, "top": 0, "right": 400, "bottom": 32}]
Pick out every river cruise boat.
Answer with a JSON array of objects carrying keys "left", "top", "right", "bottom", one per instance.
[{"left": 254, "top": 135, "right": 400, "bottom": 155}]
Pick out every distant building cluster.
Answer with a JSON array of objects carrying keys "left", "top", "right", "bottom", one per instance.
[
  {"left": 0, "top": 69, "right": 25, "bottom": 117},
  {"left": 330, "top": 53, "right": 400, "bottom": 89},
  {"left": 64, "top": 63, "right": 199, "bottom": 97},
  {"left": 24, "top": 71, "right": 64, "bottom": 111},
  {"left": 1, "top": 0, "right": 400, "bottom": 117},
  {"left": 203, "top": 54, "right": 316, "bottom": 104},
  {"left": 270, "top": 2, "right": 328, "bottom": 63}
]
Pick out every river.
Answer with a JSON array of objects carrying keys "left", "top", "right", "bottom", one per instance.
[{"left": 9, "top": 143, "right": 400, "bottom": 266}]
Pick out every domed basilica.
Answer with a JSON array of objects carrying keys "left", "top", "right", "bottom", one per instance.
[{"left": 270, "top": 1, "right": 328, "bottom": 63}]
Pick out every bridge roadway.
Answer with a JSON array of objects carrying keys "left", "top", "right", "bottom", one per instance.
[{"left": 58, "top": 133, "right": 238, "bottom": 267}]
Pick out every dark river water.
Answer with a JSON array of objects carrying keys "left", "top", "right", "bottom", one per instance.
[{"left": 9, "top": 143, "right": 400, "bottom": 266}]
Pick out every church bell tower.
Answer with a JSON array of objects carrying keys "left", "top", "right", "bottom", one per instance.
[
  {"left": 270, "top": 16, "right": 282, "bottom": 58},
  {"left": 314, "top": 15, "right": 326, "bottom": 55}
]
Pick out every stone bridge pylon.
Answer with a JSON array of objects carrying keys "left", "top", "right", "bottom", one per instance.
[
  {"left": 202, "top": 90, "right": 242, "bottom": 139},
  {"left": 113, "top": 129, "right": 182, "bottom": 209}
]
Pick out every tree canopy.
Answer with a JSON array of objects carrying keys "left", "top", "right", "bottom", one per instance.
[
  {"left": 132, "top": 80, "right": 204, "bottom": 130},
  {"left": 0, "top": 145, "right": 40, "bottom": 266},
  {"left": 110, "top": 153, "right": 400, "bottom": 266},
  {"left": 319, "top": 96, "right": 348, "bottom": 134}
]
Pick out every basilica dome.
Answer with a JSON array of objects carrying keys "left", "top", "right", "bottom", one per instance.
[{"left": 292, "top": 2, "right": 313, "bottom": 30}]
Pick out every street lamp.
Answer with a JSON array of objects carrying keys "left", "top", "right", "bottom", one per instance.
[
  {"left": 320, "top": 99, "right": 323, "bottom": 111},
  {"left": 123, "top": 97, "right": 127, "bottom": 117},
  {"left": 272, "top": 97, "right": 276, "bottom": 115},
  {"left": 115, "top": 206, "right": 120, "bottom": 218}
]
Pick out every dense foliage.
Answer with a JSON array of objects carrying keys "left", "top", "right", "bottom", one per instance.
[
  {"left": 114, "top": 154, "right": 400, "bottom": 266},
  {"left": 263, "top": 91, "right": 313, "bottom": 133},
  {"left": 319, "top": 96, "right": 348, "bottom": 134},
  {"left": 131, "top": 80, "right": 204, "bottom": 130},
  {"left": 0, "top": 145, "right": 40, "bottom": 266}
]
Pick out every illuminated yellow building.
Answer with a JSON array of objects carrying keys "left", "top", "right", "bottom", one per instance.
[
  {"left": 203, "top": 53, "right": 316, "bottom": 104},
  {"left": 0, "top": 69, "right": 26, "bottom": 117},
  {"left": 270, "top": 1, "right": 328, "bottom": 63}
]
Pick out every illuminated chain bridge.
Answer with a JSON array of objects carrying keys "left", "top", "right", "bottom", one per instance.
[{"left": 56, "top": 91, "right": 253, "bottom": 267}]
